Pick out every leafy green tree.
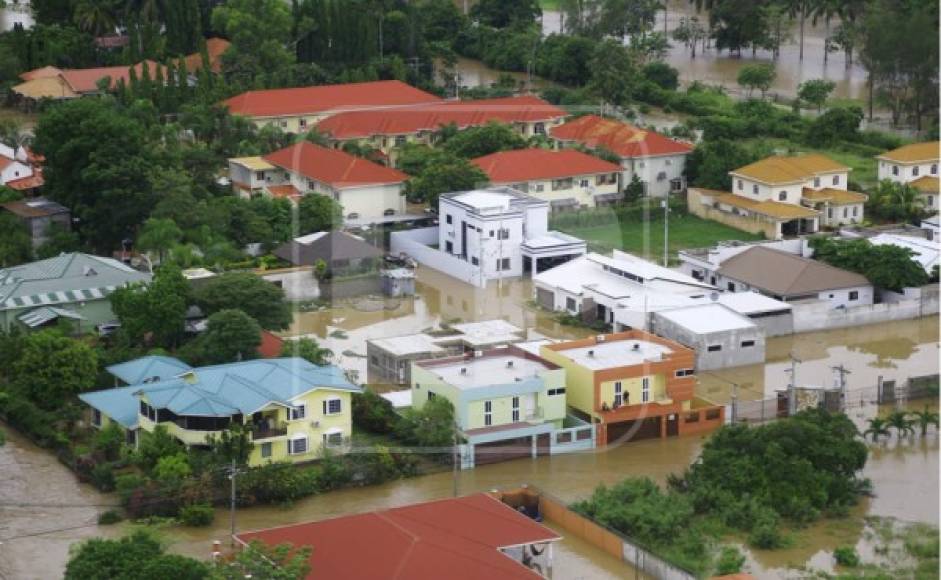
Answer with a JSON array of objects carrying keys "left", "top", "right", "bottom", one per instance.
[
  {"left": 809, "top": 236, "right": 929, "bottom": 292},
  {"left": 863, "top": 416, "right": 891, "bottom": 441},
  {"left": 709, "top": 0, "right": 770, "bottom": 56},
  {"left": 281, "top": 337, "right": 332, "bottom": 365},
  {"left": 14, "top": 330, "right": 98, "bottom": 411},
  {"left": 400, "top": 147, "right": 488, "bottom": 206},
  {"left": 396, "top": 395, "right": 457, "bottom": 458},
  {"left": 72, "top": 0, "right": 120, "bottom": 36},
  {"left": 642, "top": 62, "right": 679, "bottom": 91},
  {"left": 137, "top": 218, "right": 183, "bottom": 264},
  {"left": 885, "top": 410, "right": 914, "bottom": 437},
  {"left": 805, "top": 106, "right": 863, "bottom": 147},
  {"left": 194, "top": 309, "right": 262, "bottom": 364},
  {"left": 736, "top": 63, "right": 777, "bottom": 98},
  {"left": 153, "top": 452, "right": 192, "bottom": 489},
  {"left": 134, "top": 425, "right": 184, "bottom": 473},
  {"left": 909, "top": 407, "right": 939, "bottom": 436},
  {"left": 65, "top": 531, "right": 209, "bottom": 580},
  {"left": 797, "top": 79, "right": 836, "bottom": 112},
  {"left": 715, "top": 546, "right": 745, "bottom": 575},
  {"left": 110, "top": 264, "right": 189, "bottom": 348},
  {"left": 297, "top": 194, "right": 342, "bottom": 234},
  {"left": 206, "top": 424, "right": 254, "bottom": 466},
  {"left": 867, "top": 180, "right": 927, "bottom": 224},
  {"left": 588, "top": 39, "right": 636, "bottom": 109},
  {"left": 441, "top": 122, "right": 528, "bottom": 159},
  {"left": 36, "top": 223, "right": 82, "bottom": 260},
  {"left": 471, "top": 0, "right": 540, "bottom": 29},
  {"left": 0, "top": 212, "right": 32, "bottom": 267},
  {"left": 192, "top": 273, "right": 291, "bottom": 330},
  {"left": 686, "top": 139, "right": 766, "bottom": 191},
  {"left": 211, "top": 0, "right": 295, "bottom": 84},
  {"left": 93, "top": 422, "right": 126, "bottom": 461},
  {"left": 212, "top": 540, "right": 311, "bottom": 580}
]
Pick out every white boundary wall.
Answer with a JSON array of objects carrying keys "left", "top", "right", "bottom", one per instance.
[{"left": 390, "top": 227, "right": 486, "bottom": 288}]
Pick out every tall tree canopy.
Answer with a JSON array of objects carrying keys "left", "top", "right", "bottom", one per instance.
[{"left": 192, "top": 273, "right": 292, "bottom": 330}]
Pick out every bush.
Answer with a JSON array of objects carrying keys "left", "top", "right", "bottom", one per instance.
[
  {"left": 90, "top": 462, "right": 116, "bottom": 492},
  {"left": 179, "top": 503, "right": 215, "bottom": 527},
  {"left": 748, "top": 519, "right": 785, "bottom": 549},
  {"left": 97, "top": 509, "right": 124, "bottom": 525},
  {"left": 715, "top": 546, "right": 746, "bottom": 575},
  {"left": 352, "top": 390, "right": 401, "bottom": 434},
  {"left": 833, "top": 546, "right": 860, "bottom": 567},
  {"left": 115, "top": 473, "right": 148, "bottom": 505}
]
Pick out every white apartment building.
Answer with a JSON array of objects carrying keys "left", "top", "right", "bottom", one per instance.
[{"left": 876, "top": 141, "right": 940, "bottom": 213}]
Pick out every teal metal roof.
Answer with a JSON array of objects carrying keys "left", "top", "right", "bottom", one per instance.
[
  {"left": 78, "top": 385, "right": 142, "bottom": 429},
  {"left": 0, "top": 253, "right": 150, "bottom": 310},
  {"left": 106, "top": 355, "right": 193, "bottom": 385},
  {"left": 82, "top": 357, "right": 361, "bottom": 423}
]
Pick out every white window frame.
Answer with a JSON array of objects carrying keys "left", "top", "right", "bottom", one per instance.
[
  {"left": 322, "top": 397, "right": 342, "bottom": 416},
  {"left": 288, "top": 404, "right": 307, "bottom": 421},
  {"left": 613, "top": 381, "right": 623, "bottom": 407},
  {"left": 641, "top": 377, "right": 650, "bottom": 403},
  {"left": 484, "top": 400, "right": 492, "bottom": 426},
  {"left": 512, "top": 396, "right": 520, "bottom": 422},
  {"left": 288, "top": 435, "right": 309, "bottom": 455},
  {"left": 323, "top": 431, "right": 344, "bottom": 447}
]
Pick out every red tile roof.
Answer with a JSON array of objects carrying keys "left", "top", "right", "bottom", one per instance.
[
  {"left": 472, "top": 148, "right": 620, "bottom": 183},
  {"left": 265, "top": 184, "right": 303, "bottom": 199},
  {"left": 317, "top": 96, "right": 567, "bottom": 139},
  {"left": 257, "top": 330, "right": 284, "bottom": 358},
  {"left": 235, "top": 493, "right": 560, "bottom": 580},
  {"left": 6, "top": 169, "right": 44, "bottom": 191},
  {"left": 19, "top": 65, "right": 63, "bottom": 81},
  {"left": 550, "top": 114, "right": 693, "bottom": 159},
  {"left": 222, "top": 80, "right": 441, "bottom": 118},
  {"left": 184, "top": 37, "right": 231, "bottom": 74},
  {"left": 262, "top": 142, "right": 408, "bottom": 189},
  {"left": 59, "top": 60, "right": 169, "bottom": 93}
]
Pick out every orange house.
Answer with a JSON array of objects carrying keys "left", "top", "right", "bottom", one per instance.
[{"left": 539, "top": 330, "right": 724, "bottom": 446}]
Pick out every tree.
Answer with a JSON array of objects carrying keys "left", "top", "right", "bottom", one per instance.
[
  {"left": 805, "top": 106, "right": 862, "bottom": 147},
  {"left": 212, "top": 540, "right": 311, "bottom": 580},
  {"left": 36, "top": 223, "right": 82, "bottom": 260},
  {"left": 297, "top": 195, "right": 342, "bottom": 234},
  {"left": 211, "top": 0, "right": 295, "bottom": 84},
  {"left": 153, "top": 452, "right": 192, "bottom": 489},
  {"left": 471, "top": 0, "right": 540, "bottom": 29},
  {"left": 809, "top": 0, "right": 840, "bottom": 65},
  {"left": 0, "top": 212, "right": 32, "bottom": 267},
  {"left": 134, "top": 425, "right": 184, "bottom": 472},
  {"left": 137, "top": 218, "right": 183, "bottom": 264},
  {"left": 642, "top": 62, "right": 679, "bottom": 91},
  {"left": 400, "top": 147, "right": 488, "bottom": 206},
  {"left": 396, "top": 395, "right": 458, "bottom": 456},
  {"left": 72, "top": 0, "right": 120, "bottom": 36},
  {"left": 863, "top": 417, "right": 891, "bottom": 441},
  {"left": 194, "top": 309, "right": 262, "bottom": 364},
  {"left": 909, "top": 407, "right": 939, "bottom": 436},
  {"left": 809, "top": 236, "right": 929, "bottom": 292},
  {"left": 671, "top": 16, "right": 707, "bottom": 58},
  {"left": 14, "top": 330, "right": 98, "bottom": 411},
  {"left": 686, "top": 139, "right": 766, "bottom": 191},
  {"left": 709, "top": 0, "right": 769, "bottom": 56},
  {"left": 588, "top": 39, "right": 636, "bottom": 110},
  {"left": 867, "top": 180, "right": 928, "bottom": 224},
  {"left": 797, "top": 79, "right": 836, "bottom": 112},
  {"left": 110, "top": 264, "right": 189, "bottom": 348},
  {"left": 885, "top": 410, "right": 914, "bottom": 437},
  {"left": 781, "top": 0, "right": 810, "bottom": 61},
  {"left": 736, "top": 64, "right": 776, "bottom": 99},
  {"left": 206, "top": 424, "right": 254, "bottom": 466},
  {"left": 65, "top": 531, "right": 209, "bottom": 580},
  {"left": 192, "top": 273, "right": 291, "bottom": 330},
  {"left": 441, "top": 122, "right": 528, "bottom": 159},
  {"left": 281, "top": 337, "right": 332, "bottom": 365}
]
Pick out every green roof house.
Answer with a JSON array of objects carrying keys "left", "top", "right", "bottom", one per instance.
[
  {"left": 80, "top": 356, "right": 363, "bottom": 465},
  {"left": 0, "top": 253, "right": 150, "bottom": 331}
]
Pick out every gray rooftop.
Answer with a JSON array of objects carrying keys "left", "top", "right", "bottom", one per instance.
[
  {"left": 554, "top": 338, "right": 672, "bottom": 370},
  {"left": 425, "top": 353, "right": 554, "bottom": 390}
]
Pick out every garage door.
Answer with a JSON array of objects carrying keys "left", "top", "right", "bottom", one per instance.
[
  {"left": 606, "top": 417, "right": 661, "bottom": 445},
  {"left": 474, "top": 436, "right": 533, "bottom": 466}
]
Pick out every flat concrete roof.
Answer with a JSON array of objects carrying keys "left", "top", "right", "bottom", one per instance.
[
  {"left": 370, "top": 333, "right": 447, "bottom": 356},
  {"left": 426, "top": 354, "right": 553, "bottom": 389},
  {"left": 716, "top": 291, "right": 791, "bottom": 315},
  {"left": 449, "top": 320, "right": 523, "bottom": 347},
  {"left": 656, "top": 303, "right": 756, "bottom": 334},
  {"left": 554, "top": 339, "right": 672, "bottom": 370}
]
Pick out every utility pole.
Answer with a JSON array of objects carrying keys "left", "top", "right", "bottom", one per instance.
[
  {"left": 228, "top": 459, "right": 238, "bottom": 548},
  {"left": 786, "top": 353, "right": 801, "bottom": 416},
  {"left": 730, "top": 382, "right": 739, "bottom": 424},
  {"left": 452, "top": 421, "right": 460, "bottom": 497},
  {"left": 661, "top": 198, "right": 670, "bottom": 266},
  {"left": 832, "top": 364, "right": 851, "bottom": 411}
]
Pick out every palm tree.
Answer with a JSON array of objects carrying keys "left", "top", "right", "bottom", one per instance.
[
  {"left": 886, "top": 410, "right": 915, "bottom": 437},
  {"left": 908, "top": 407, "right": 939, "bottom": 436},
  {"left": 73, "top": 0, "right": 119, "bottom": 37},
  {"left": 870, "top": 180, "right": 926, "bottom": 223},
  {"left": 782, "top": 0, "right": 811, "bottom": 61},
  {"left": 809, "top": 0, "right": 840, "bottom": 65},
  {"left": 863, "top": 417, "right": 891, "bottom": 441}
]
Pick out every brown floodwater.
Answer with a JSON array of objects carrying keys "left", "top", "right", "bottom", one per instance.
[{"left": 2, "top": 281, "right": 937, "bottom": 579}]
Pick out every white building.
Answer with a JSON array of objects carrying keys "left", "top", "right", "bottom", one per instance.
[
  {"left": 470, "top": 148, "right": 622, "bottom": 210},
  {"left": 0, "top": 0, "right": 33, "bottom": 31},
  {"left": 550, "top": 115, "right": 693, "bottom": 198},
  {"left": 869, "top": 233, "right": 939, "bottom": 275},
  {"left": 875, "top": 141, "right": 940, "bottom": 213},
  {"left": 390, "top": 187, "right": 586, "bottom": 288},
  {"left": 0, "top": 143, "right": 37, "bottom": 190},
  {"left": 228, "top": 141, "right": 408, "bottom": 224}
]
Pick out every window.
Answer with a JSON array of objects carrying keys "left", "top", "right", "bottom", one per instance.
[
  {"left": 670, "top": 178, "right": 683, "bottom": 192},
  {"left": 323, "top": 399, "right": 342, "bottom": 415},
  {"left": 707, "top": 345, "right": 722, "bottom": 352},
  {"left": 445, "top": 241, "right": 453, "bottom": 254},
  {"left": 280, "top": 120, "right": 287, "bottom": 128},
  {"left": 307, "top": 179, "right": 316, "bottom": 190},
  {"left": 445, "top": 214, "right": 452, "bottom": 224},
  {"left": 843, "top": 207, "right": 848, "bottom": 218},
  {"left": 288, "top": 436, "right": 308, "bottom": 455},
  {"left": 675, "top": 369, "right": 695, "bottom": 377},
  {"left": 484, "top": 400, "right": 492, "bottom": 426},
  {"left": 832, "top": 175, "right": 840, "bottom": 185},
  {"left": 289, "top": 404, "right": 307, "bottom": 421},
  {"left": 613, "top": 381, "right": 623, "bottom": 407},
  {"left": 641, "top": 377, "right": 650, "bottom": 403},
  {"left": 813, "top": 177, "right": 821, "bottom": 188},
  {"left": 828, "top": 207, "right": 833, "bottom": 218},
  {"left": 496, "top": 257, "right": 511, "bottom": 271},
  {"left": 92, "top": 409, "right": 102, "bottom": 427},
  {"left": 849, "top": 290, "right": 859, "bottom": 301},
  {"left": 512, "top": 396, "right": 520, "bottom": 422},
  {"left": 532, "top": 183, "right": 545, "bottom": 192},
  {"left": 427, "top": 391, "right": 436, "bottom": 401},
  {"left": 931, "top": 164, "right": 938, "bottom": 175},
  {"left": 552, "top": 178, "right": 573, "bottom": 191},
  {"left": 395, "top": 136, "right": 407, "bottom": 146},
  {"left": 255, "top": 171, "right": 265, "bottom": 181},
  {"left": 261, "top": 442, "right": 272, "bottom": 458},
  {"left": 778, "top": 191, "right": 787, "bottom": 201},
  {"left": 737, "top": 179, "right": 743, "bottom": 191},
  {"left": 741, "top": 340, "right": 755, "bottom": 347},
  {"left": 752, "top": 184, "right": 758, "bottom": 195},
  {"left": 852, "top": 206, "right": 858, "bottom": 217},
  {"left": 534, "top": 122, "right": 545, "bottom": 135},
  {"left": 579, "top": 179, "right": 590, "bottom": 187},
  {"left": 497, "top": 228, "right": 509, "bottom": 240},
  {"left": 928, "top": 195, "right": 935, "bottom": 207},
  {"left": 547, "top": 388, "right": 566, "bottom": 396},
  {"left": 913, "top": 166, "right": 920, "bottom": 177},
  {"left": 566, "top": 297, "right": 577, "bottom": 312},
  {"left": 299, "top": 118, "right": 307, "bottom": 128},
  {"left": 892, "top": 165, "right": 900, "bottom": 176},
  {"left": 665, "top": 159, "right": 673, "bottom": 166},
  {"left": 323, "top": 432, "right": 344, "bottom": 447},
  {"left": 471, "top": 256, "right": 479, "bottom": 266},
  {"left": 727, "top": 282, "right": 736, "bottom": 291}
]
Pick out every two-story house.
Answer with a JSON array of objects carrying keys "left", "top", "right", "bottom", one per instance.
[
  {"left": 875, "top": 141, "right": 940, "bottom": 213},
  {"left": 228, "top": 141, "right": 408, "bottom": 224},
  {"left": 80, "top": 356, "right": 362, "bottom": 466},
  {"left": 410, "top": 345, "right": 590, "bottom": 469},
  {"left": 539, "top": 331, "right": 724, "bottom": 447},
  {"left": 222, "top": 80, "right": 442, "bottom": 133},
  {"left": 471, "top": 148, "right": 622, "bottom": 209},
  {"left": 316, "top": 96, "right": 568, "bottom": 166},
  {"left": 550, "top": 115, "right": 694, "bottom": 198},
  {"left": 437, "top": 187, "right": 586, "bottom": 282}
]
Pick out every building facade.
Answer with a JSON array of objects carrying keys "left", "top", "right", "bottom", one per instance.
[
  {"left": 876, "top": 141, "right": 940, "bottom": 213},
  {"left": 539, "top": 331, "right": 724, "bottom": 447}
]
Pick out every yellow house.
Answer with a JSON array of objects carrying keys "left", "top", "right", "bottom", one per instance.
[{"left": 80, "top": 356, "right": 361, "bottom": 466}]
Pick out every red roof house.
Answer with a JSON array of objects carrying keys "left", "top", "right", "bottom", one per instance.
[
  {"left": 184, "top": 38, "right": 232, "bottom": 74},
  {"left": 59, "top": 60, "right": 169, "bottom": 93},
  {"left": 222, "top": 80, "right": 441, "bottom": 119},
  {"left": 263, "top": 142, "right": 408, "bottom": 189},
  {"left": 234, "top": 493, "right": 561, "bottom": 580},
  {"left": 550, "top": 115, "right": 693, "bottom": 159},
  {"left": 317, "top": 95, "right": 567, "bottom": 140},
  {"left": 472, "top": 148, "right": 621, "bottom": 184}
]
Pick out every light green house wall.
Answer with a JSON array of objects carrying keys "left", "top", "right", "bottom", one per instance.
[{"left": 1, "top": 298, "right": 116, "bottom": 332}]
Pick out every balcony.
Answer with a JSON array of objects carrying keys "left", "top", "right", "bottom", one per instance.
[{"left": 250, "top": 423, "right": 288, "bottom": 440}]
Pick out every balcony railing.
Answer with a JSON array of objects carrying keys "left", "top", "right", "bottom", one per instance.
[{"left": 250, "top": 424, "right": 288, "bottom": 440}]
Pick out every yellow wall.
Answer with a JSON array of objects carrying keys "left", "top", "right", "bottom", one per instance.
[
  {"left": 598, "top": 374, "right": 667, "bottom": 409},
  {"left": 538, "top": 348, "right": 595, "bottom": 417}
]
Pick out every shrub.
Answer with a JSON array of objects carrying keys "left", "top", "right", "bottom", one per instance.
[
  {"left": 93, "top": 422, "right": 126, "bottom": 462},
  {"left": 90, "top": 462, "right": 116, "bottom": 492},
  {"left": 115, "top": 473, "right": 148, "bottom": 505},
  {"left": 352, "top": 390, "right": 401, "bottom": 434},
  {"left": 179, "top": 503, "right": 215, "bottom": 527},
  {"left": 97, "top": 509, "right": 124, "bottom": 525},
  {"left": 715, "top": 546, "right": 746, "bottom": 575},
  {"left": 833, "top": 546, "right": 860, "bottom": 567},
  {"left": 748, "top": 519, "right": 784, "bottom": 549}
]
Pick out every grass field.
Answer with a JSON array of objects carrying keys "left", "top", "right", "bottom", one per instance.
[{"left": 555, "top": 213, "right": 763, "bottom": 262}]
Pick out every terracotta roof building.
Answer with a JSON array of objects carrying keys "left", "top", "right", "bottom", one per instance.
[
  {"left": 228, "top": 142, "right": 408, "bottom": 224},
  {"left": 730, "top": 154, "right": 849, "bottom": 185},
  {"left": 876, "top": 141, "right": 940, "bottom": 214},
  {"left": 234, "top": 494, "right": 561, "bottom": 580},
  {"left": 13, "top": 61, "right": 169, "bottom": 100},
  {"left": 221, "top": 80, "right": 442, "bottom": 134},
  {"left": 550, "top": 114, "right": 693, "bottom": 198},
  {"left": 184, "top": 37, "right": 231, "bottom": 74},
  {"left": 472, "top": 148, "right": 622, "bottom": 209}
]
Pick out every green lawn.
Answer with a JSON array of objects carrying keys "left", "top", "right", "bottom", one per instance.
[{"left": 556, "top": 213, "right": 763, "bottom": 262}]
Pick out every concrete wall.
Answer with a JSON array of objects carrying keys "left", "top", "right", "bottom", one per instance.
[
  {"left": 687, "top": 188, "right": 778, "bottom": 239},
  {"left": 651, "top": 314, "right": 766, "bottom": 370},
  {"left": 261, "top": 269, "right": 320, "bottom": 301},
  {"left": 792, "top": 291, "right": 940, "bottom": 333},
  {"left": 748, "top": 311, "right": 795, "bottom": 337},
  {"left": 319, "top": 276, "right": 382, "bottom": 301},
  {"left": 391, "top": 227, "right": 486, "bottom": 288}
]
